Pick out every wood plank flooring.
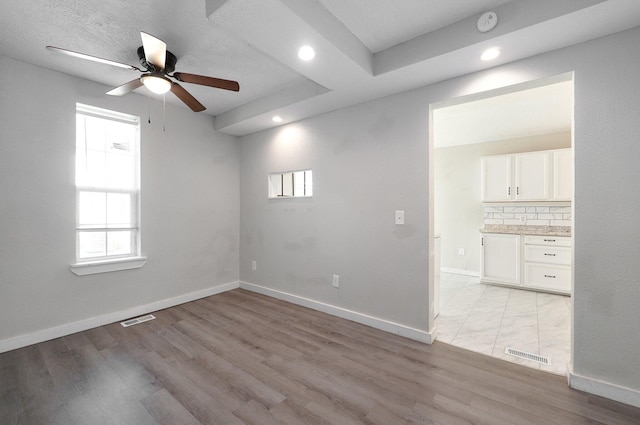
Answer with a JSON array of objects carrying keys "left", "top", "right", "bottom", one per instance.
[{"left": 2, "top": 289, "right": 639, "bottom": 424}]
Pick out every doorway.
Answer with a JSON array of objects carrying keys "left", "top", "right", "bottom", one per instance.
[{"left": 431, "top": 74, "right": 574, "bottom": 375}]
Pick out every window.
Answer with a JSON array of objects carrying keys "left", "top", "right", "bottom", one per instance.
[
  {"left": 72, "top": 104, "right": 144, "bottom": 274},
  {"left": 268, "top": 170, "right": 313, "bottom": 198}
]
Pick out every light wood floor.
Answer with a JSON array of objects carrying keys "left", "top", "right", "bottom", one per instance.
[{"left": 1, "top": 289, "right": 639, "bottom": 425}]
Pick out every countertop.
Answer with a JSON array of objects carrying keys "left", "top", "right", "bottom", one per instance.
[{"left": 480, "top": 224, "right": 571, "bottom": 236}]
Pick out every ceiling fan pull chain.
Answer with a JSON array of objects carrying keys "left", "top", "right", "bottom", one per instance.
[
  {"left": 163, "top": 93, "right": 166, "bottom": 132},
  {"left": 148, "top": 93, "right": 151, "bottom": 124}
]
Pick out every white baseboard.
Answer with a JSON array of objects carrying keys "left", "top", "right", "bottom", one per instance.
[
  {"left": 240, "top": 281, "right": 434, "bottom": 344},
  {"left": 0, "top": 281, "right": 239, "bottom": 354},
  {"left": 570, "top": 372, "right": 640, "bottom": 408},
  {"left": 441, "top": 267, "right": 480, "bottom": 277}
]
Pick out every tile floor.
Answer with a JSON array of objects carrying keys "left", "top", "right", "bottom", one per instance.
[{"left": 436, "top": 272, "right": 571, "bottom": 375}]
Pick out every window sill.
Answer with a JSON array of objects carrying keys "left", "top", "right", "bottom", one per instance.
[{"left": 70, "top": 256, "right": 147, "bottom": 276}]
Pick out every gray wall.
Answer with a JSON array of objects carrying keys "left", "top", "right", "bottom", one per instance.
[
  {"left": 239, "top": 27, "right": 640, "bottom": 392},
  {"left": 0, "top": 55, "right": 239, "bottom": 341},
  {"left": 435, "top": 132, "right": 571, "bottom": 273},
  {"left": 239, "top": 108, "right": 430, "bottom": 330}
]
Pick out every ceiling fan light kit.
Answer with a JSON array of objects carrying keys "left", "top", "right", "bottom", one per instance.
[
  {"left": 47, "top": 31, "right": 240, "bottom": 113},
  {"left": 141, "top": 74, "right": 172, "bottom": 94}
]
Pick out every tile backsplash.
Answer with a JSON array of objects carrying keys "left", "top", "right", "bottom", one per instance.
[{"left": 484, "top": 205, "right": 572, "bottom": 227}]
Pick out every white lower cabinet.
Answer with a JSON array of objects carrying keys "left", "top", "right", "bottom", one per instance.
[
  {"left": 481, "top": 233, "right": 572, "bottom": 295},
  {"left": 481, "top": 233, "right": 521, "bottom": 285},
  {"left": 523, "top": 235, "right": 571, "bottom": 294}
]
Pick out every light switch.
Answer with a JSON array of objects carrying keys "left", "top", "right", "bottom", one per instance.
[{"left": 395, "top": 210, "right": 405, "bottom": 225}]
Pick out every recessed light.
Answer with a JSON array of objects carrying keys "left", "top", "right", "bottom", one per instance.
[
  {"left": 298, "top": 45, "right": 315, "bottom": 61},
  {"left": 272, "top": 115, "right": 283, "bottom": 123},
  {"left": 481, "top": 48, "right": 501, "bottom": 61}
]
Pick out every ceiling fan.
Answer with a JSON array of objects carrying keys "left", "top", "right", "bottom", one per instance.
[{"left": 46, "top": 32, "right": 239, "bottom": 112}]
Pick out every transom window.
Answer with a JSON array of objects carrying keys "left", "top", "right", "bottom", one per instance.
[{"left": 75, "top": 104, "right": 140, "bottom": 262}]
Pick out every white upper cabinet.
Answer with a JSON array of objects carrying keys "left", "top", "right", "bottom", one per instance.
[
  {"left": 482, "top": 149, "right": 572, "bottom": 202},
  {"left": 482, "top": 155, "right": 512, "bottom": 202},
  {"left": 552, "top": 149, "right": 573, "bottom": 201},
  {"left": 515, "top": 151, "right": 550, "bottom": 201}
]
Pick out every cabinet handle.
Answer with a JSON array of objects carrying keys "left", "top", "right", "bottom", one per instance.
[
  {"left": 544, "top": 274, "right": 556, "bottom": 279},
  {"left": 508, "top": 187, "right": 511, "bottom": 196},
  {"left": 544, "top": 253, "right": 556, "bottom": 256},
  {"left": 517, "top": 186, "right": 520, "bottom": 195},
  {"left": 543, "top": 239, "right": 556, "bottom": 242},
  {"left": 481, "top": 237, "right": 484, "bottom": 246}
]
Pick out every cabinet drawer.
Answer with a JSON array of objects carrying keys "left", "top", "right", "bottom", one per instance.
[
  {"left": 524, "top": 235, "right": 571, "bottom": 247},
  {"left": 524, "top": 245, "right": 571, "bottom": 265},
  {"left": 524, "top": 263, "right": 571, "bottom": 293}
]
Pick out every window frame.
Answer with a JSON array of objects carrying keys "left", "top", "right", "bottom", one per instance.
[
  {"left": 70, "top": 104, "right": 146, "bottom": 275},
  {"left": 74, "top": 188, "right": 139, "bottom": 261},
  {"left": 268, "top": 169, "right": 313, "bottom": 198}
]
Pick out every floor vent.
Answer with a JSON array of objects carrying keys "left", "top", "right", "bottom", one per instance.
[
  {"left": 120, "top": 314, "right": 156, "bottom": 327},
  {"left": 505, "top": 347, "right": 550, "bottom": 365}
]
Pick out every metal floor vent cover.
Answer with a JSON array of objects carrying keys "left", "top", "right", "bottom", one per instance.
[
  {"left": 505, "top": 347, "right": 550, "bottom": 365},
  {"left": 121, "top": 314, "right": 156, "bottom": 327}
]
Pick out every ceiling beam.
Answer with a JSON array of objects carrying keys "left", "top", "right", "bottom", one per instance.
[
  {"left": 214, "top": 79, "right": 328, "bottom": 134},
  {"left": 208, "top": 0, "right": 373, "bottom": 91},
  {"left": 278, "top": 0, "right": 373, "bottom": 75},
  {"left": 374, "top": 0, "right": 606, "bottom": 75}
]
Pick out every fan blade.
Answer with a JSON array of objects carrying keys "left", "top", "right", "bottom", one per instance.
[
  {"left": 107, "top": 79, "right": 144, "bottom": 96},
  {"left": 46, "top": 46, "right": 141, "bottom": 71},
  {"left": 173, "top": 72, "right": 239, "bottom": 92},
  {"left": 140, "top": 32, "right": 166, "bottom": 70},
  {"left": 171, "top": 83, "right": 205, "bottom": 112}
]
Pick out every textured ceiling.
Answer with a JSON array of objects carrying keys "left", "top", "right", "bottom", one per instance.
[
  {"left": 1, "top": 0, "right": 640, "bottom": 136},
  {"left": 0, "top": 0, "right": 306, "bottom": 116}
]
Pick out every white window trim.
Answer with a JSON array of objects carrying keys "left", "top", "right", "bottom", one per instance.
[
  {"left": 73, "top": 104, "right": 146, "bottom": 275},
  {"left": 70, "top": 256, "right": 148, "bottom": 276}
]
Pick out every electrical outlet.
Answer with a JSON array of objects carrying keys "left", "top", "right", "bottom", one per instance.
[
  {"left": 458, "top": 248, "right": 465, "bottom": 256},
  {"left": 332, "top": 274, "right": 340, "bottom": 288},
  {"left": 251, "top": 260, "right": 257, "bottom": 271}
]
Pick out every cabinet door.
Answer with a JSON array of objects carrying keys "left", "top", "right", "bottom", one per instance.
[
  {"left": 553, "top": 149, "right": 573, "bottom": 201},
  {"left": 482, "top": 156, "right": 512, "bottom": 202},
  {"left": 515, "top": 152, "right": 550, "bottom": 200},
  {"left": 481, "top": 233, "right": 520, "bottom": 285}
]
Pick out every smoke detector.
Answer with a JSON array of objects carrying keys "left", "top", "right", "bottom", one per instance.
[{"left": 477, "top": 12, "right": 498, "bottom": 33}]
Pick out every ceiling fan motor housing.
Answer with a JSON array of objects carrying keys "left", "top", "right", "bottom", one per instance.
[{"left": 137, "top": 46, "right": 177, "bottom": 73}]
